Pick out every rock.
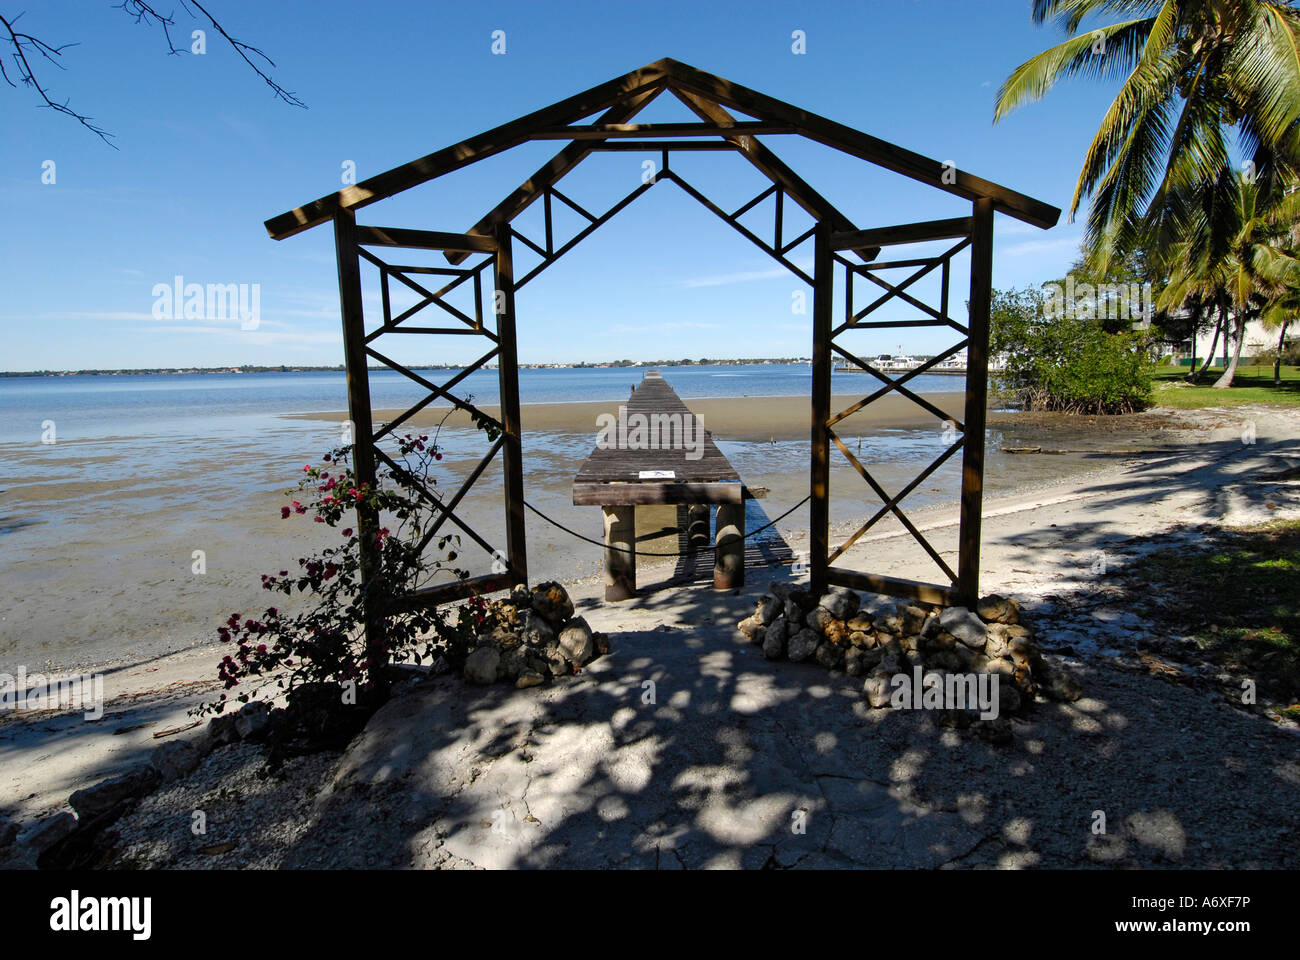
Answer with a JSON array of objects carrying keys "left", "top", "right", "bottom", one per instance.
[
  {"left": 464, "top": 646, "right": 500, "bottom": 685},
  {"left": 530, "top": 581, "right": 574, "bottom": 624},
  {"left": 492, "top": 601, "right": 522, "bottom": 628},
  {"left": 1037, "top": 658, "right": 1083, "bottom": 702},
  {"left": 515, "top": 670, "right": 545, "bottom": 689},
  {"left": 875, "top": 604, "right": 905, "bottom": 635},
  {"left": 939, "top": 607, "right": 988, "bottom": 649},
  {"left": 847, "top": 646, "right": 883, "bottom": 675},
  {"left": 976, "top": 594, "right": 1020, "bottom": 625},
  {"left": 770, "top": 583, "right": 794, "bottom": 602},
  {"left": 151, "top": 740, "right": 201, "bottom": 783},
  {"left": 863, "top": 672, "right": 893, "bottom": 708},
  {"left": 787, "top": 628, "right": 821, "bottom": 663},
  {"left": 804, "top": 607, "right": 834, "bottom": 633},
  {"left": 996, "top": 682, "right": 1022, "bottom": 716},
  {"left": 558, "top": 616, "right": 596, "bottom": 666},
  {"left": 497, "top": 642, "right": 531, "bottom": 682},
  {"left": 519, "top": 608, "right": 555, "bottom": 647},
  {"left": 920, "top": 613, "right": 942, "bottom": 640},
  {"left": 234, "top": 700, "right": 272, "bottom": 741},
  {"left": 766, "top": 616, "right": 788, "bottom": 645},
  {"left": 510, "top": 583, "right": 532, "bottom": 607},
  {"left": 814, "top": 642, "right": 844, "bottom": 670},
  {"left": 205, "top": 713, "right": 239, "bottom": 749},
  {"left": 900, "top": 605, "right": 928, "bottom": 635},
  {"left": 819, "top": 587, "right": 860, "bottom": 620},
  {"left": 541, "top": 641, "right": 572, "bottom": 678},
  {"left": 761, "top": 629, "right": 786, "bottom": 660},
  {"left": 823, "top": 619, "right": 850, "bottom": 646},
  {"left": 69, "top": 765, "right": 159, "bottom": 821},
  {"left": 755, "top": 595, "right": 781, "bottom": 625},
  {"left": 17, "top": 811, "right": 78, "bottom": 854},
  {"left": 927, "top": 650, "right": 964, "bottom": 672},
  {"left": 737, "top": 615, "right": 766, "bottom": 642},
  {"left": 848, "top": 630, "right": 872, "bottom": 648},
  {"left": 593, "top": 632, "right": 611, "bottom": 657},
  {"left": 975, "top": 716, "right": 1013, "bottom": 744},
  {"left": 783, "top": 598, "right": 801, "bottom": 623},
  {"left": 0, "top": 815, "right": 17, "bottom": 848},
  {"left": 847, "top": 613, "right": 874, "bottom": 633},
  {"left": 984, "top": 630, "right": 1010, "bottom": 659}
]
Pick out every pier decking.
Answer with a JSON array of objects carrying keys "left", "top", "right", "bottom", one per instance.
[{"left": 573, "top": 371, "right": 747, "bottom": 599}]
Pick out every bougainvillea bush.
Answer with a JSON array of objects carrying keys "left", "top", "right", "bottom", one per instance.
[{"left": 198, "top": 426, "right": 503, "bottom": 718}]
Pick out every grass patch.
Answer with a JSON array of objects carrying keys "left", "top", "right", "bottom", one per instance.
[
  {"left": 1126, "top": 519, "right": 1300, "bottom": 706},
  {"left": 1148, "top": 364, "right": 1300, "bottom": 408}
]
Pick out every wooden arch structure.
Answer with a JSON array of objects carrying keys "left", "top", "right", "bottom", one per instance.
[{"left": 266, "top": 57, "right": 1059, "bottom": 620}]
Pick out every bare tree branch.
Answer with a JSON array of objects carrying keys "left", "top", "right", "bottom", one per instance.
[
  {"left": 0, "top": 10, "right": 114, "bottom": 145},
  {"left": 2, "top": 2, "right": 305, "bottom": 145}
]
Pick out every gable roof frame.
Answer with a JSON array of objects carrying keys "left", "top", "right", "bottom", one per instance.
[{"left": 265, "top": 58, "right": 1060, "bottom": 244}]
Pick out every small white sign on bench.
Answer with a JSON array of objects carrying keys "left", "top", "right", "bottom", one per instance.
[{"left": 638, "top": 470, "right": 675, "bottom": 480}]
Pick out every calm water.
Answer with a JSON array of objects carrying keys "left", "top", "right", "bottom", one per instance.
[{"left": 0, "top": 365, "right": 960, "bottom": 444}]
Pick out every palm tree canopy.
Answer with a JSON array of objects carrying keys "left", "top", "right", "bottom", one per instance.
[{"left": 996, "top": 1, "right": 1300, "bottom": 257}]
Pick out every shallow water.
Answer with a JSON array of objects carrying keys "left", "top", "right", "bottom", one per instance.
[{"left": 0, "top": 368, "right": 1136, "bottom": 671}]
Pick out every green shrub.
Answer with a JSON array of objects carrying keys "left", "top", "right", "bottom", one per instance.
[{"left": 990, "top": 286, "right": 1153, "bottom": 414}]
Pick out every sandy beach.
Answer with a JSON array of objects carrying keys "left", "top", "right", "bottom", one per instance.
[{"left": 2, "top": 400, "right": 1295, "bottom": 858}]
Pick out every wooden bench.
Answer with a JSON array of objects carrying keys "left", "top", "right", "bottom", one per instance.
[{"left": 573, "top": 371, "right": 747, "bottom": 599}]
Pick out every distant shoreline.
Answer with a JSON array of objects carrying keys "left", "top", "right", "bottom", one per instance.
[{"left": 0, "top": 359, "right": 817, "bottom": 378}]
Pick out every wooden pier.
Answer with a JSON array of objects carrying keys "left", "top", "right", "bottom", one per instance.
[{"left": 573, "top": 371, "right": 747, "bottom": 599}]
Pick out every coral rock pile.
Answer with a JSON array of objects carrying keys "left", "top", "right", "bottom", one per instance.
[
  {"left": 463, "top": 581, "right": 608, "bottom": 688},
  {"left": 737, "top": 584, "right": 1082, "bottom": 740}
]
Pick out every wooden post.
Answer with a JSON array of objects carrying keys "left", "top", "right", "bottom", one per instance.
[
  {"left": 493, "top": 222, "right": 528, "bottom": 587},
  {"left": 687, "top": 504, "right": 711, "bottom": 556},
  {"left": 333, "top": 208, "right": 386, "bottom": 684},
  {"left": 809, "top": 221, "right": 832, "bottom": 599},
  {"left": 957, "top": 198, "right": 994, "bottom": 607},
  {"left": 603, "top": 505, "right": 636, "bottom": 600},
  {"left": 714, "top": 502, "right": 745, "bottom": 589}
]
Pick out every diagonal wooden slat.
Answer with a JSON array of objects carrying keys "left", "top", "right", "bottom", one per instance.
[
  {"left": 830, "top": 344, "right": 957, "bottom": 427},
  {"left": 827, "top": 436, "right": 965, "bottom": 564},
  {"left": 443, "top": 84, "right": 666, "bottom": 264},
  {"left": 828, "top": 340, "right": 970, "bottom": 428},
  {"left": 829, "top": 429, "right": 957, "bottom": 583}
]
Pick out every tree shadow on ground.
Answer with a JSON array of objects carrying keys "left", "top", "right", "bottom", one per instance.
[{"left": 275, "top": 538, "right": 1300, "bottom": 869}]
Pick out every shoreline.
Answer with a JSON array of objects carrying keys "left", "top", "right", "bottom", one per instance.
[
  {"left": 2, "top": 403, "right": 1296, "bottom": 828},
  {"left": 283, "top": 391, "right": 970, "bottom": 441}
]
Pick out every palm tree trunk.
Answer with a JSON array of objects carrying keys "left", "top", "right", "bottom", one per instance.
[
  {"left": 1190, "top": 307, "right": 1225, "bottom": 383},
  {"left": 1212, "top": 313, "right": 1247, "bottom": 389},
  {"left": 1275, "top": 321, "right": 1290, "bottom": 386}
]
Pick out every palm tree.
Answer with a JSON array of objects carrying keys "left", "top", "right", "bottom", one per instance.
[
  {"left": 995, "top": 1, "right": 1300, "bottom": 258},
  {"left": 1157, "top": 174, "right": 1300, "bottom": 386}
]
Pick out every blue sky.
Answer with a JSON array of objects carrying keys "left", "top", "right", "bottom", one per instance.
[{"left": 2, "top": 0, "right": 1120, "bottom": 371}]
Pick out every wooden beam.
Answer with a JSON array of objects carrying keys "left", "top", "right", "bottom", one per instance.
[
  {"left": 589, "top": 141, "right": 738, "bottom": 151},
  {"left": 957, "top": 197, "right": 994, "bottom": 607},
  {"left": 826, "top": 569, "right": 955, "bottom": 607},
  {"left": 388, "top": 573, "right": 514, "bottom": 612},
  {"left": 830, "top": 216, "right": 972, "bottom": 251},
  {"left": 333, "top": 208, "right": 387, "bottom": 681},
  {"left": 663, "top": 59, "right": 1060, "bottom": 229},
  {"left": 809, "top": 222, "right": 832, "bottom": 599},
  {"left": 265, "top": 61, "right": 673, "bottom": 240},
  {"left": 355, "top": 225, "right": 496, "bottom": 252},
  {"left": 670, "top": 88, "right": 881, "bottom": 263},
  {"left": 531, "top": 121, "right": 794, "bottom": 139},
  {"left": 493, "top": 222, "right": 527, "bottom": 588},
  {"left": 445, "top": 85, "right": 664, "bottom": 265},
  {"left": 572, "top": 482, "right": 744, "bottom": 506}
]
